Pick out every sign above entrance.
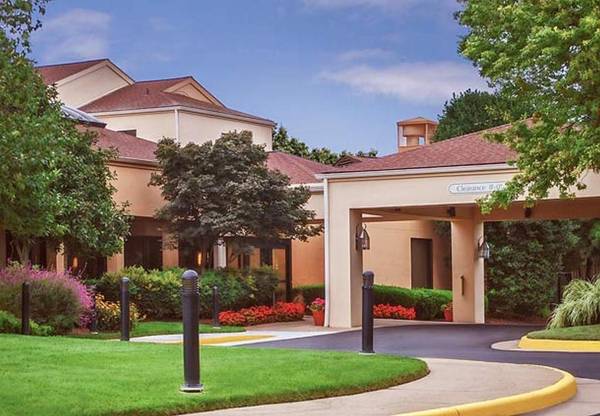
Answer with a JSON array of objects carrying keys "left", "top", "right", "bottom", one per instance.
[{"left": 448, "top": 182, "right": 505, "bottom": 194}]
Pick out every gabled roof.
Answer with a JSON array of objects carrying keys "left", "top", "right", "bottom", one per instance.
[
  {"left": 37, "top": 59, "right": 108, "bottom": 84},
  {"left": 79, "top": 76, "right": 274, "bottom": 125},
  {"left": 322, "top": 123, "right": 517, "bottom": 174},
  {"left": 397, "top": 116, "right": 438, "bottom": 125},
  {"left": 267, "top": 151, "right": 330, "bottom": 184}
]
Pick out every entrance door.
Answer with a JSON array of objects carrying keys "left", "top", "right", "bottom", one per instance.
[{"left": 411, "top": 238, "right": 433, "bottom": 289}]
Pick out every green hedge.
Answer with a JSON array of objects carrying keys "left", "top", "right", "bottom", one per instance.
[
  {"left": 293, "top": 284, "right": 452, "bottom": 320},
  {"left": 0, "top": 310, "right": 54, "bottom": 336},
  {"left": 93, "top": 266, "right": 279, "bottom": 320}
]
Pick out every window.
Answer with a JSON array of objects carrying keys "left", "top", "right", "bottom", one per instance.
[
  {"left": 418, "top": 136, "right": 426, "bottom": 146},
  {"left": 124, "top": 236, "right": 162, "bottom": 270}
]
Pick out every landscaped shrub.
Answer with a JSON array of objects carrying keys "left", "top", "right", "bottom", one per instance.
[
  {"left": 0, "top": 310, "right": 54, "bottom": 336},
  {"left": 94, "top": 294, "right": 141, "bottom": 331},
  {"left": 94, "top": 266, "right": 279, "bottom": 320},
  {"left": 549, "top": 278, "right": 600, "bottom": 328},
  {"left": 373, "top": 304, "right": 416, "bottom": 320},
  {"left": 219, "top": 302, "right": 304, "bottom": 326},
  {"left": 293, "top": 284, "right": 451, "bottom": 320},
  {"left": 0, "top": 265, "right": 92, "bottom": 333}
]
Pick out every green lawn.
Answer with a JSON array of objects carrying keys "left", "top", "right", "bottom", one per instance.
[
  {"left": 68, "top": 320, "right": 245, "bottom": 340},
  {"left": 0, "top": 335, "right": 427, "bottom": 416},
  {"left": 528, "top": 324, "right": 600, "bottom": 341}
]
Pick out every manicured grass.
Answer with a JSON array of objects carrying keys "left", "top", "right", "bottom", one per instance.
[
  {"left": 68, "top": 320, "right": 245, "bottom": 340},
  {"left": 528, "top": 324, "right": 600, "bottom": 341},
  {"left": 0, "top": 334, "right": 427, "bottom": 416}
]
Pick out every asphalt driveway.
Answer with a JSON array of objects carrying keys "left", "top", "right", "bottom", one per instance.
[{"left": 248, "top": 324, "right": 600, "bottom": 380}]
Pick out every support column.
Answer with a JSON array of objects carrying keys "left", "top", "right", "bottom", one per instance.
[
  {"left": 328, "top": 208, "right": 363, "bottom": 328},
  {"left": 107, "top": 245, "right": 125, "bottom": 273},
  {"left": 213, "top": 240, "right": 226, "bottom": 269},
  {"left": 451, "top": 219, "right": 485, "bottom": 323}
]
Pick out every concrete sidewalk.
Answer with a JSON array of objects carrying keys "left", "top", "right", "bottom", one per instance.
[{"left": 183, "top": 358, "right": 569, "bottom": 416}]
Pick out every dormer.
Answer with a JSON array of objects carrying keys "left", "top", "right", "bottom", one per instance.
[
  {"left": 162, "top": 77, "right": 224, "bottom": 106},
  {"left": 397, "top": 117, "right": 438, "bottom": 153}
]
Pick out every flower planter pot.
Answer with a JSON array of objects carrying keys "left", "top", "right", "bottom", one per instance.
[
  {"left": 443, "top": 308, "right": 453, "bottom": 322},
  {"left": 312, "top": 309, "right": 324, "bottom": 326}
]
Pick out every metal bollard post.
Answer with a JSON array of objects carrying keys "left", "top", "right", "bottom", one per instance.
[
  {"left": 90, "top": 285, "right": 98, "bottom": 334},
  {"left": 21, "top": 282, "right": 31, "bottom": 335},
  {"left": 361, "top": 271, "right": 375, "bottom": 354},
  {"left": 181, "top": 269, "right": 203, "bottom": 393},
  {"left": 120, "top": 277, "right": 130, "bottom": 341},
  {"left": 212, "top": 285, "right": 221, "bottom": 328}
]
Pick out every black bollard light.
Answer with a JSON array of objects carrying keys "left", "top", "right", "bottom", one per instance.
[
  {"left": 361, "top": 271, "right": 375, "bottom": 354},
  {"left": 21, "top": 282, "right": 31, "bottom": 335},
  {"left": 181, "top": 269, "right": 203, "bottom": 393},
  {"left": 211, "top": 285, "right": 221, "bottom": 328},
  {"left": 120, "top": 277, "right": 130, "bottom": 341},
  {"left": 90, "top": 285, "right": 98, "bottom": 334}
]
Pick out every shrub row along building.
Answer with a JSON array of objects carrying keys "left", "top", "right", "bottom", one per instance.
[{"left": 3, "top": 58, "right": 599, "bottom": 327}]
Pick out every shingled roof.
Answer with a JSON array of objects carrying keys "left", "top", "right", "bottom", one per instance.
[
  {"left": 79, "top": 77, "right": 274, "bottom": 124},
  {"left": 37, "top": 59, "right": 107, "bottom": 84},
  {"left": 322, "top": 123, "right": 517, "bottom": 175},
  {"left": 267, "top": 151, "right": 329, "bottom": 184}
]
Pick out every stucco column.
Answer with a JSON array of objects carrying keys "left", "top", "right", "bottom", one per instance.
[
  {"left": 328, "top": 208, "right": 363, "bottom": 328},
  {"left": 213, "top": 240, "right": 227, "bottom": 269},
  {"left": 162, "top": 232, "right": 179, "bottom": 269},
  {"left": 451, "top": 219, "right": 485, "bottom": 323},
  {"left": 107, "top": 244, "right": 125, "bottom": 273}
]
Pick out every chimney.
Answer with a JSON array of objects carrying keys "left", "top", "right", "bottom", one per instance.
[{"left": 396, "top": 117, "right": 438, "bottom": 153}]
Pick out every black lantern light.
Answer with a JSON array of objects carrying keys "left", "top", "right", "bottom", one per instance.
[
  {"left": 477, "top": 237, "right": 491, "bottom": 259},
  {"left": 355, "top": 224, "right": 370, "bottom": 251}
]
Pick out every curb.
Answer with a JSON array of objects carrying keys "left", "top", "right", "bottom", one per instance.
[
  {"left": 395, "top": 367, "right": 577, "bottom": 416},
  {"left": 518, "top": 335, "right": 600, "bottom": 352}
]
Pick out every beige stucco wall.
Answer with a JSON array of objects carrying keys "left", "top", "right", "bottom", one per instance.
[
  {"left": 97, "top": 111, "right": 176, "bottom": 142},
  {"left": 363, "top": 221, "right": 451, "bottom": 289},
  {"left": 109, "top": 163, "right": 163, "bottom": 218},
  {"left": 56, "top": 65, "right": 130, "bottom": 108},
  {"left": 171, "top": 84, "right": 212, "bottom": 103},
  {"left": 292, "top": 233, "right": 324, "bottom": 286},
  {"left": 179, "top": 110, "right": 273, "bottom": 149}
]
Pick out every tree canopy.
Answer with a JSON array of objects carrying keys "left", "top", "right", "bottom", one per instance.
[
  {"left": 273, "top": 125, "right": 377, "bottom": 165},
  {"left": 458, "top": 0, "right": 600, "bottom": 212},
  {"left": 0, "top": 0, "right": 130, "bottom": 263},
  {"left": 151, "top": 131, "right": 321, "bottom": 270}
]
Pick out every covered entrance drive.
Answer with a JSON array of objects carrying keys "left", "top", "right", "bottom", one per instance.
[{"left": 318, "top": 130, "right": 600, "bottom": 328}]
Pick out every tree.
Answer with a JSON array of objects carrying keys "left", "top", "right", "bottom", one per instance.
[
  {"left": 0, "top": 0, "right": 130, "bottom": 263},
  {"left": 151, "top": 131, "right": 321, "bottom": 270},
  {"left": 458, "top": 0, "right": 600, "bottom": 212},
  {"left": 433, "top": 89, "right": 532, "bottom": 142},
  {"left": 272, "top": 125, "right": 377, "bottom": 165}
]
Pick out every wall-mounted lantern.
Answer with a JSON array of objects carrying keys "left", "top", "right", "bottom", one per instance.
[
  {"left": 477, "top": 237, "right": 491, "bottom": 259},
  {"left": 356, "top": 224, "right": 370, "bottom": 251},
  {"left": 196, "top": 251, "right": 203, "bottom": 267},
  {"left": 71, "top": 256, "right": 79, "bottom": 269}
]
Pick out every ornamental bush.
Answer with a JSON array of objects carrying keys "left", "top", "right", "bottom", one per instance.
[
  {"left": 94, "top": 294, "right": 141, "bottom": 331},
  {"left": 549, "top": 278, "right": 600, "bottom": 328},
  {"left": 219, "top": 302, "right": 304, "bottom": 326},
  {"left": 0, "top": 310, "right": 54, "bottom": 336},
  {"left": 293, "top": 284, "right": 451, "bottom": 320},
  {"left": 0, "top": 265, "right": 92, "bottom": 333},
  {"left": 94, "top": 266, "right": 279, "bottom": 320}
]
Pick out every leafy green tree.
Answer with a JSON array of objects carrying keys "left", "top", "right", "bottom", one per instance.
[
  {"left": 458, "top": 0, "right": 600, "bottom": 211},
  {"left": 272, "top": 125, "right": 377, "bottom": 165},
  {"left": 0, "top": 0, "right": 130, "bottom": 263},
  {"left": 433, "top": 89, "right": 532, "bottom": 142},
  {"left": 151, "top": 131, "right": 321, "bottom": 270}
]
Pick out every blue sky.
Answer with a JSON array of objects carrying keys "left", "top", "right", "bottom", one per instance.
[{"left": 31, "top": 0, "right": 488, "bottom": 155}]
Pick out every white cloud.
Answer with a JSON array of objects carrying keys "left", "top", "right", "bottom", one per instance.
[
  {"left": 34, "top": 9, "right": 111, "bottom": 62},
  {"left": 338, "top": 48, "right": 393, "bottom": 62},
  {"left": 320, "top": 62, "right": 490, "bottom": 104}
]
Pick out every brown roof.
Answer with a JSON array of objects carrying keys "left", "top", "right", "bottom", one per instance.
[
  {"left": 323, "top": 124, "right": 517, "bottom": 174},
  {"left": 77, "top": 125, "right": 158, "bottom": 163},
  {"left": 36, "top": 59, "right": 107, "bottom": 84},
  {"left": 267, "top": 152, "right": 329, "bottom": 184},
  {"left": 80, "top": 77, "right": 274, "bottom": 125},
  {"left": 397, "top": 116, "right": 438, "bottom": 125}
]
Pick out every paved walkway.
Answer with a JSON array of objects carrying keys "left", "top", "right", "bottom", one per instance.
[
  {"left": 184, "top": 358, "right": 565, "bottom": 416},
  {"left": 530, "top": 377, "right": 600, "bottom": 415}
]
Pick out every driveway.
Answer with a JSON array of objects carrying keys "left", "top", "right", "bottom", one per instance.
[{"left": 248, "top": 324, "right": 600, "bottom": 380}]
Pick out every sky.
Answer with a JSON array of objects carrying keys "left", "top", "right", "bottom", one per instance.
[{"left": 31, "top": 0, "right": 489, "bottom": 155}]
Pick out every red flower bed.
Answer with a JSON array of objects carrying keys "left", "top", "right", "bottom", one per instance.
[
  {"left": 219, "top": 302, "right": 305, "bottom": 326},
  {"left": 373, "top": 304, "right": 416, "bottom": 320}
]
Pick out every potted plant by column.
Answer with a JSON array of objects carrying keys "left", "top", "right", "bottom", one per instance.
[
  {"left": 309, "top": 298, "right": 325, "bottom": 326},
  {"left": 442, "top": 302, "right": 453, "bottom": 322}
]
